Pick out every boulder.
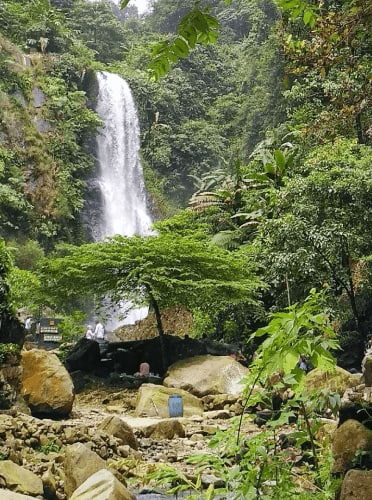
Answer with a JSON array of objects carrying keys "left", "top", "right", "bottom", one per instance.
[
  {"left": 64, "top": 333, "right": 244, "bottom": 378},
  {"left": 202, "top": 393, "right": 241, "bottom": 411},
  {"left": 304, "top": 366, "right": 359, "bottom": 395},
  {"left": 0, "top": 460, "right": 43, "bottom": 496},
  {"left": 70, "top": 469, "right": 135, "bottom": 500},
  {"left": 0, "top": 492, "right": 37, "bottom": 499},
  {"left": 0, "top": 349, "right": 23, "bottom": 410},
  {"left": 98, "top": 415, "right": 138, "bottom": 450},
  {"left": 64, "top": 443, "right": 108, "bottom": 498},
  {"left": 65, "top": 338, "right": 101, "bottom": 372},
  {"left": 331, "top": 419, "right": 372, "bottom": 473},
  {"left": 338, "top": 402, "right": 372, "bottom": 430},
  {"left": 135, "top": 383, "right": 203, "bottom": 418},
  {"left": 339, "top": 469, "right": 372, "bottom": 500},
  {"left": 141, "top": 419, "right": 185, "bottom": 439},
  {"left": 41, "top": 468, "right": 57, "bottom": 499},
  {"left": 105, "top": 335, "right": 208, "bottom": 376},
  {"left": 362, "top": 351, "right": 372, "bottom": 386},
  {"left": 163, "top": 355, "right": 249, "bottom": 397},
  {"left": 21, "top": 349, "right": 74, "bottom": 416}
]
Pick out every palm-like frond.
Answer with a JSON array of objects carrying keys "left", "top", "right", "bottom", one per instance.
[{"left": 188, "top": 191, "right": 225, "bottom": 211}]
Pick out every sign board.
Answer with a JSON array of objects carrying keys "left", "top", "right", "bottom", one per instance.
[
  {"left": 39, "top": 318, "right": 62, "bottom": 343},
  {"left": 43, "top": 334, "right": 62, "bottom": 342}
]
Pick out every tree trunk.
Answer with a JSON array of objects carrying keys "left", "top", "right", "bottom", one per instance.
[
  {"left": 355, "top": 113, "right": 364, "bottom": 144},
  {"left": 145, "top": 285, "right": 168, "bottom": 373}
]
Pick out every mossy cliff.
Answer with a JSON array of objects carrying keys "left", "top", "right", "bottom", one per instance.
[{"left": 0, "top": 35, "right": 100, "bottom": 249}]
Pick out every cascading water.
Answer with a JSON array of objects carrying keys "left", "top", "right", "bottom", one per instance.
[
  {"left": 94, "top": 71, "right": 152, "bottom": 239},
  {"left": 86, "top": 71, "right": 153, "bottom": 329}
]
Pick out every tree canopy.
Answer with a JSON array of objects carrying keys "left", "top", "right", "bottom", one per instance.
[{"left": 39, "top": 230, "right": 264, "bottom": 328}]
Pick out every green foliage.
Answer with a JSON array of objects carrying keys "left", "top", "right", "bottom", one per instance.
[
  {"left": 36, "top": 438, "right": 62, "bottom": 454},
  {"left": 147, "top": 463, "right": 214, "bottom": 499},
  {"left": 8, "top": 239, "right": 44, "bottom": 270},
  {"left": 8, "top": 267, "right": 42, "bottom": 316},
  {"left": 0, "top": 239, "right": 13, "bottom": 316},
  {"left": 58, "top": 311, "right": 86, "bottom": 342},
  {"left": 148, "top": 404, "right": 339, "bottom": 498},
  {"left": 0, "top": 343, "right": 20, "bottom": 365},
  {"left": 281, "top": 0, "right": 372, "bottom": 144},
  {"left": 277, "top": 0, "right": 318, "bottom": 27},
  {"left": 0, "top": 25, "right": 99, "bottom": 247},
  {"left": 38, "top": 232, "right": 264, "bottom": 337},
  {"left": 1, "top": 0, "right": 73, "bottom": 52},
  {"left": 0, "top": 146, "right": 31, "bottom": 234},
  {"left": 147, "top": 291, "right": 340, "bottom": 498},
  {"left": 67, "top": 1, "right": 128, "bottom": 63},
  {"left": 249, "top": 288, "right": 339, "bottom": 392},
  {"left": 253, "top": 138, "right": 372, "bottom": 315},
  {"left": 147, "top": 6, "right": 219, "bottom": 80},
  {"left": 189, "top": 309, "right": 215, "bottom": 338}
]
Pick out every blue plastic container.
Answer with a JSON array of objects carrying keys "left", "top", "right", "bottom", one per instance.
[{"left": 168, "top": 394, "right": 183, "bottom": 417}]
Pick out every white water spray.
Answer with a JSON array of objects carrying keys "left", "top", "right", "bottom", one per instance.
[
  {"left": 94, "top": 71, "right": 152, "bottom": 239},
  {"left": 93, "top": 71, "right": 152, "bottom": 329}
]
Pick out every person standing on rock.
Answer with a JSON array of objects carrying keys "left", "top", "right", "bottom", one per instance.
[
  {"left": 25, "top": 316, "right": 32, "bottom": 331},
  {"left": 94, "top": 320, "right": 105, "bottom": 342},
  {"left": 85, "top": 325, "right": 93, "bottom": 340}
]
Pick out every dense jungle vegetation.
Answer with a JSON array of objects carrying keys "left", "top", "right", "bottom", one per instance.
[{"left": 0, "top": 1, "right": 372, "bottom": 495}]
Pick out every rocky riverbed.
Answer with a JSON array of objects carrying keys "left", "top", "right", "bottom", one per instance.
[
  {"left": 0, "top": 380, "right": 263, "bottom": 499},
  {"left": 69, "top": 384, "right": 262, "bottom": 494},
  {"left": 2, "top": 334, "right": 370, "bottom": 499}
]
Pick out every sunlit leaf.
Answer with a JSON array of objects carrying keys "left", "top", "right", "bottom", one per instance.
[
  {"left": 119, "top": 0, "right": 130, "bottom": 8},
  {"left": 172, "top": 38, "right": 189, "bottom": 58}
]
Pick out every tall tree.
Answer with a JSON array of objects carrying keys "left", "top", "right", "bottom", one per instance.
[
  {"left": 282, "top": 0, "right": 372, "bottom": 144},
  {"left": 255, "top": 139, "right": 372, "bottom": 328},
  {"left": 38, "top": 231, "right": 264, "bottom": 369}
]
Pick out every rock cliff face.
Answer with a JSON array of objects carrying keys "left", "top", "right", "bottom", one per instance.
[
  {"left": 65, "top": 334, "right": 243, "bottom": 379},
  {"left": 0, "top": 36, "right": 99, "bottom": 246},
  {"left": 0, "top": 316, "right": 25, "bottom": 348},
  {"left": 113, "top": 306, "right": 194, "bottom": 341},
  {"left": 0, "top": 348, "right": 23, "bottom": 411}
]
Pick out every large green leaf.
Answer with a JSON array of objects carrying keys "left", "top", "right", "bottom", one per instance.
[{"left": 172, "top": 38, "right": 189, "bottom": 58}]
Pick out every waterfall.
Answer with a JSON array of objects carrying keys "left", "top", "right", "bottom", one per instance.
[
  {"left": 94, "top": 71, "right": 152, "bottom": 239},
  {"left": 88, "top": 71, "right": 153, "bottom": 329}
]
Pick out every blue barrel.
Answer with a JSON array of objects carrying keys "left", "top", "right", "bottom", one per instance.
[{"left": 168, "top": 394, "right": 183, "bottom": 417}]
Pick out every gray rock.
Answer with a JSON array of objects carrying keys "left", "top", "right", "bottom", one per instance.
[
  {"left": 141, "top": 419, "right": 185, "bottom": 440},
  {"left": 0, "top": 492, "right": 37, "bottom": 499},
  {"left": 32, "top": 87, "right": 45, "bottom": 107}
]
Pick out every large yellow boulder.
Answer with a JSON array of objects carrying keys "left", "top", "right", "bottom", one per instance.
[
  {"left": 135, "top": 383, "right": 203, "bottom": 418},
  {"left": 304, "top": 366, "right": 359, "bottom": 395},
  {"left": 21, "top": 349, "right": 74, "bottom": 416},
  {"left": 340, "top": 469, "right": 372, "bottom": 500},
  {"left": 331, "top": 419, "right": 372, "bottom": 473}
]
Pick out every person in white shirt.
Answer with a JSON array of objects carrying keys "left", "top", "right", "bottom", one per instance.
[
  {"left": 85, "top": 325, "right": 93, "bottom": 340},
  {"left": 94, "top": 320, "right": 105, "bottom": 342}
]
